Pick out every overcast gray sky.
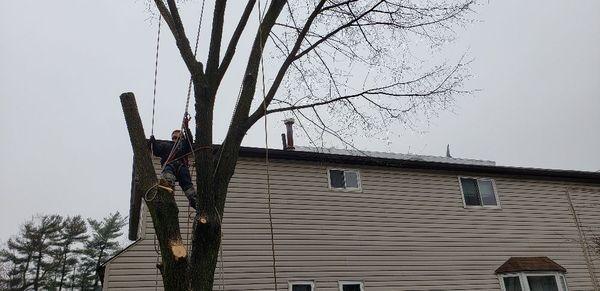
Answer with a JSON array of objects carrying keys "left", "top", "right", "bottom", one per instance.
[{"left": 1, "top": 0, "right": 599, "bottom": 242}]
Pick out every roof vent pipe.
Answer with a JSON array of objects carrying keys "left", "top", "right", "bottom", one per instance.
[
  {"left": 284, "top": 118, "right": 295, "bottom": 151},
  {"left": 281, "top": 133, "right": 287, "bottom": 150}
]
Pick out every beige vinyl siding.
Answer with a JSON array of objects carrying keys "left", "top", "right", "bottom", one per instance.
[
  {"left": 104, "top": 157, "right": 600, "bottom": 290},
  {"left": 568, "top": 187, "right": 600, "bottom": 287}
]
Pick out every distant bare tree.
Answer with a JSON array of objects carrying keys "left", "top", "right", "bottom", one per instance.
[{"left": 121, "top": 1, "right": 476, "bottom": 290}]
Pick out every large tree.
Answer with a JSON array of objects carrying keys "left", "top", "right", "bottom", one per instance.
[
  {"left": 53, "top": 216, "right": 88, "bottom": 291},
  {"left": 0, "top": 221, "right": 36, "bottom": 290},
  {"left": 0, "top": 250, "right": 23, "bottom": 291},
  {"left": 0, "top": 215, "right": 64, "bottom": 291},
  {"left": 81, "top": 212, "right": 126, "bottom": 289},
  {"left": 29, "top": 215, "right": 63, "bottom": 291},
  {"left": 121, "top": 0, "right": 475, "bottom": 290}
]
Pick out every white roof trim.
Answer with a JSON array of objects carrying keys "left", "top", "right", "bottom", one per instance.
[{"left": 296, "top": 146, "right": 496, "bottom": 166}]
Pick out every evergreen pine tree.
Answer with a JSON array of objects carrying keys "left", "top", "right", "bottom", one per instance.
[
  {"left": 29, "top": 215, "right": 63, "bottom": 291},
  {"left": 53, "top": 216, "right": 88, "bottom": 291},
  {"left": 82, "top": 212, "right": 126, "bottom": 289},
  {"left": 0, "top": 252, "right": 23, "bottom": 290},
  {"left": 1, "top": 219, "right": 37, "bottom": 289}
]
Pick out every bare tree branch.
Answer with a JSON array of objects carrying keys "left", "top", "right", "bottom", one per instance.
[
  {"left": 267, "top": 60, "right": 466, "bottom": 115},
  {"left": 293, "top": 1, "right": 386, "bottom": 61},
  {"left": 154, "top": 0, "right": 205, "bottom": 85},
  {"left": 246, "top": 0, "right": 328, "bottom": 126},
  {"left": 205, "top": 1, "right": 228, "bottom": 78},
  {"left": 214, "top": 0, "right": 287, "bottom": 211},
  {"left": 217, "top": 0, "right": 257, "bottom": 84}
]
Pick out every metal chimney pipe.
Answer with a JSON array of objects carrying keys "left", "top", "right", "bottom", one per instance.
[
  {"left": 284, "top": 118, "right": 295, "bottom": 150},
  {"left": 281, "top": 133, "right": 287, "bottom": 150}
]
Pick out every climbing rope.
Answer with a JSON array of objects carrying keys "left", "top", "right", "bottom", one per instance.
[
  {"left": 257, "top": 1, "right": 279, "bottom": 290},
  {"left": 150, "top": 16, "right": 163, "bottom": 291},
  {"left": 214, "top": 206, "right": 225, "bottom": 291},
  {"left": 162, "top": 0, "right": 205, "bottom": 172},
  {"left": 151, "top": 15, "right": 162, "bottom": 136},
  {"left": 153, "top": 233, "right": 160, "bottom": 291},
  {"left": 144, "top": 183, "right": 160, "bottom": 202},
  {"left": 183, "top": 0, "right": 206, "bottom": 262}
]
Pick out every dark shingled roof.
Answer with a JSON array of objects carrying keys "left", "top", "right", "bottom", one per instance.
[
  {"left": 495, "top": 257, "right": 567, "bottom": 274},
  {"left": 128, "top": 145, "right": 600, "bottom": 240}
]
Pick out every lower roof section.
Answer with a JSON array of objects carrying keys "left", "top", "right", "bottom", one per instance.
[{"left": 496, "top": 257, "right": 567, "bottom": 274}]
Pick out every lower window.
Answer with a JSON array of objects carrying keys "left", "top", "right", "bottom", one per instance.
[
  {"left": 500, "top": 272, "right": 568, "bottom": 291},
  {"left": 289, "top": 281, "right": 314, "bottom": 291},
  {"left": 339, "top": 281, "right": 364, "bottom": 291}
]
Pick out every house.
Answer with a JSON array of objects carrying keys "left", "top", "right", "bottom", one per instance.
[{"left": 101, "top": 136, "right": 600, "bottom": 290}]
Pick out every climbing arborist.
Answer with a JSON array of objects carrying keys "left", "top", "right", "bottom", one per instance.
[{"left": 148, "top": 114, "right": 197, "bottom": 210}]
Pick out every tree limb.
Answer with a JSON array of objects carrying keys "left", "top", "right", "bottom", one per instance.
[
  {"left": 224, "top": 0, "right": 287, "bottom": 133},
  {"left": 205, "top": 0, "right": 228, "bottom": 77},
  {"left": 154, "top": 0, "right": 206, "bottom": 85},
  {"left": 120, "top": 92, "right": 188, "bottom": 291},
  {"left": 217, "top": 0, "right": 257, "bottom": 84},
  {"left": 265, "top": 61, "right": 463, "bottom": 115},
  {"left": 293, "top": 0, "right": 386, "bottom": 61},
  {"left": 246, "top": 0, "right": 328, "bottom": 127}
]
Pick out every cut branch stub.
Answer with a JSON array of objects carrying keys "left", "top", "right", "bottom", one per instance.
[{"left": 169, "top": 239, "right": 187, "bottom": 262}]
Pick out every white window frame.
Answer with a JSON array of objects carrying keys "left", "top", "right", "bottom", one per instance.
[
  {"left": 498, "top": 272, "right": 568, "bottom": 291},
  {"left": 327, "top": 168, "right": 362, "bottom": 192},
  {"left": 338, "top": 281, "right": 365, "bottom": 291},
  {"left": 289, "top": 281, "right": 315, "bottom": 291},
  {"left": 458, "top": 176, "right": 501, "bottom": 209}
]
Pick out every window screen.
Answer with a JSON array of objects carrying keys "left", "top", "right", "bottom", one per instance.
[
  {"left": 329, "top": 169, "right": 360, "bottom": 190},
  {"left": 344, "top": 171, "right": 359, "bottom": 188},
  {"left": 460, "top": 177, "right": 498, "bottom": 207},
  {"left": 460, "top": 178, "right": 481, "bottom": 206},
  {"left": 329, "top": 170, "right": 345, "bottom": 188},
  {"left": 503, "top": 276, "right": 523, "bottom": 291},
  {"left": 291, "top": 284, "right": 313, "bottom": 291},
  {"left": 478, "top": 180, "right": 497, "bottom": 206},
  {"left": 342, "top": 283, "right": 362, "bottom": 291},
  {"left": 527, "top": 276, "right": 559, "bottom": 291}
]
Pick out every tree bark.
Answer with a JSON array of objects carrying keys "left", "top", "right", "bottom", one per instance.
[
  {"left": 120, "top": 92, "right": 189, "bottom": 291},
  {"left": 92, "top": 246, "right": 105, "bottom": 288},
  {"left": 188, "top": 80, "right": 221, "bottom": 291},
  {"left": 58, "top": 250, "right": 68, "bottom": 290},
  {"left": 33, "top": 251, "right": 42, "bottom": 291}
]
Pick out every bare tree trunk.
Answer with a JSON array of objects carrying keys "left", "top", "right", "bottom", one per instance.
[
  {"left": 186, "top": 80, "right": 221, "bottom": 291},
  {"left": 120, "top": 92, "right": 189, "bottom": 291}
]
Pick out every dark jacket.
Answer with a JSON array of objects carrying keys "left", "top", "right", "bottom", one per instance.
[{"left": 150, "top": 127, "right": 193, "bottom": 167}]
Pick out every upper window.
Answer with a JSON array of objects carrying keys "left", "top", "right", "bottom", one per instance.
[
  {"left": 329, "top": 169, "right": 361, "bottom": 191},
  {"left": 289, "top": 281, "right": 314, "bottom": 291},
  {"left": 500, "top": 272, "right": 568, "bottom": 291},
  {"left": 339, "top": 281, "right": 364, "bottom": 291},
  {"left": 459, "top": 177, "right": 499, "bottom": 207}
]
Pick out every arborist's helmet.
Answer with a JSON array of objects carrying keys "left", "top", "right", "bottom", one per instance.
[{"left": 171, "top": 129, "right": 182, "bottom": 141}]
